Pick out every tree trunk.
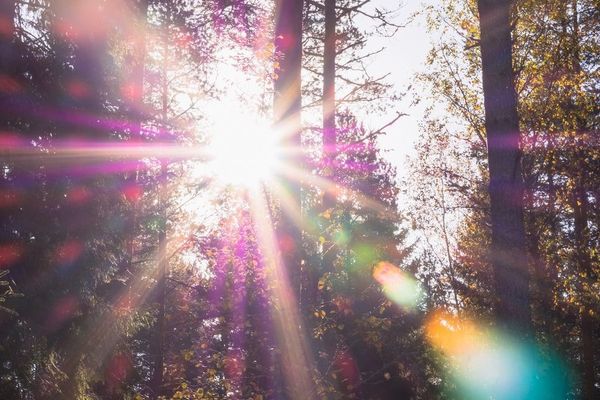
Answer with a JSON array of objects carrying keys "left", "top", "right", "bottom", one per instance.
[
  {"left": 0, "top": 0, "right": 15, "bottom": 77},
  {"left": 476, "top": 0, "right": 531, "bottom": 332},
  {"left": 124, "top": 0, "right": 149, "bottom": 282},
  {"left": 543, "top": 146, "right": 559, "bottom": 336},
  {"left": 151, "top": 24, "right": 170, "bottom": 398},
  {"left": 315, "top": 0, "right": 342, "bottom": 389},
  {"left": 322, "top": 0, "right": 336, "bottom": 171},
  {"left": 0, "top": 0, "right": 17, "bottom": 129},
  {"left": 581, "top": 308, "right": 596, "bottom": 400},
  {"left": 572, "top": 159, "right": 596, "bottom": 400},
  {"left": 128, "top": 0, "right": 149, "bottom": 138},
  {"left": 320, "top": 0, "right": 337, "bottom": 275},
  {"left": 273, "top": 1, "right": 315, "bottom": 398},
  {"left": 568, "top": 2, "right": 596, "bottom": 397},
  {"left": 273, "top": 0, "right": 303, "bottom": 324},
  {"left": 151, "top": 158, "right": 168, "bottom": 398},
  {"left": 0, "top": 0, "right": 16, "bottom": 244},
  {"left": 274, "top": 0, "right": 303, "bottom": 219}
]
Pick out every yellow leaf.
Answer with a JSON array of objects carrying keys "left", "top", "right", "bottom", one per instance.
[{"left": 317, "top": 277, "right": 326, "bottom": 290}]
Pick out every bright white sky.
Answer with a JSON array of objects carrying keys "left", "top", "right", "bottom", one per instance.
[{"left": 363, "top": 0, "right": 435, "bottom": 180}]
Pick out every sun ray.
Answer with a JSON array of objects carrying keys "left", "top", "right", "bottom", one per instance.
[
  {"left": 281, "top": 163, "right": 397, "bottom": 218},
  {"left": 267, "top": 179, "right": 307, "bottom": 230},
  {"left": 247, "top": 186, "right": 315, "bottom": 399}
]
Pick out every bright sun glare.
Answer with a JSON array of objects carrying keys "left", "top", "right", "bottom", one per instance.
[{"left": 207, "top": 103, "right": 281, "bottom": 188}]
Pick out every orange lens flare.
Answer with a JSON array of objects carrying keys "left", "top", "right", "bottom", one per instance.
[
  {"left": 425, "top": 311, "right": 483, "bottom": 355},
  {"left": 425, "top": 310, "right": 571, "bottom": 399}
]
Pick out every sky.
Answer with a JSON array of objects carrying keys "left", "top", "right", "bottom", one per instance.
[{"left": 362, "top": 0, "right": 436, "bottom": 180}]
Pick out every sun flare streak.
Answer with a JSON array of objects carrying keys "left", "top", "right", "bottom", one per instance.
[{"left": 247, "top": 187, "right": 315, "bottom": 399}]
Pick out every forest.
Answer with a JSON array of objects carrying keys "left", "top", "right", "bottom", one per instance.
[{"left": 0, "top": 0, "right": 598, "bottom": 399}]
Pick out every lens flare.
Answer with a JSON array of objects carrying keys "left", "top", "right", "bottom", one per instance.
[
  {"left": 425, "top": 311, "right": 572, "bottom": 400},
  {"left": 54, "top": 240, "right": 84, "bottom": 267},
  {"left": 373, "top": 261, "right": 422, "bottom": 310},
  {"left": 0, "top": 243, "right": 24, "bottom": 268}
]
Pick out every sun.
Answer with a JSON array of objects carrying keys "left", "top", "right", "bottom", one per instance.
[{"left": 206, "top": 103, "right": 281, "bottom": 188}]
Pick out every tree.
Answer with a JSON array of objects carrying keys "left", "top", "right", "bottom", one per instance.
[
  {"left": 476, "top": 0, "right": 530, "bottom": 332},
  {"left": 272, "top": 0, "right": 318, "bottom": 398},
  {"left": 0, "top": 0, "right": 16, "bottom": 93},
  {"left": 412, "top": 0, "right": 598, "bottom": 395}
]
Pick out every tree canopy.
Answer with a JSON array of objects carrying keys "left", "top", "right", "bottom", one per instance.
[{"left": 0, "top": 0, "right": 598, "bottom": 399}]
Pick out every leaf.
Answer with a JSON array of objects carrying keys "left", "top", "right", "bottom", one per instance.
[
  {"left": 317, "top": 277, "right": 326, "bottom": 290},
  {"left": 183, "top": 350, "right": 193, "bottom": 361}
]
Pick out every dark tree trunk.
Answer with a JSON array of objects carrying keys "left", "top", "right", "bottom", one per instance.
[
  {"left": 273, "top": 1, "right": 315, "bottom": 398},
  {"left": 543, "top": 147, "right": 560, "bottom": 336},
  {"left": 322, "top": 0, "right": 336, "bottom": 171},
  {"left": 151, "top": 159, "right": 168, "bottom": 398},
  {"left": 573, "top": 153, "right": 596, "bottom": 400},
  {"left": 151, "top": 27, "right": 170, "bottom": 398},
  {"left": 581, "top": 309, "right": 596, "bottom": 400},
  {"left": 274, "top": 0, "right": 303, "bottom": 206},
  {"left": 0, "top": 0, "right": 16, "bottom": 241},
  {"left": 124, "top": 0, "right": 149, "bottom": 281},
  {"left": 567, "top": 2, "right": 596, "bottom": 397},
  {"left": 321, "top": 0, "right": 337, "bottom": 272},
  {"left": 476, "top": 0, "right": 531, "bottom": 332},
  {"left": 127, "top": 0, "right": 149, "bottom": 139},
  {"left": 0, "top": 0, "right": 17, "bottom": 129},
  {"left": 570, "top": 0, "right": 598, "bottom": 400},
  {"left": 316, "top": 0, "right": 342, "bottom": 388},
  {"left": 0, "top": 0, "right": 15, "bottom": 77},
  {"left": 273, "top": 0, "right": 303, "bottom": 322},
  {"left": 573, "top": 129, "right": 596, "bottom": 400}
]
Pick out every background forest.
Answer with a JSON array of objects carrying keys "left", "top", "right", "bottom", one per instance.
[{"left": 0, "top": 0, "right": 598, "bottom": 399}]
